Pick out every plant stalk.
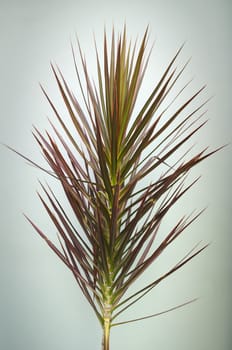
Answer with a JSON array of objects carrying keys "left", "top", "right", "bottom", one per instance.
[{"left": 102, "top": 317, "right": 111, "bottom": 350}]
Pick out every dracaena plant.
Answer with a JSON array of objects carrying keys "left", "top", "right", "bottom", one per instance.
[{"left": 10, "top": 27, "right": 220, "bottom": 350}]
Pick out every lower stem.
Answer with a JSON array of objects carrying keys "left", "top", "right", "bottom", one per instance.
[{"left": 102, "top": 318, "right": 111, "bottom": 350}]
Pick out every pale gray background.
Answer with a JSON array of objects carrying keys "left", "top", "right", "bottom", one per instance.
[{"left": 0, "top": 0, "right": 231, "bottom": 349}]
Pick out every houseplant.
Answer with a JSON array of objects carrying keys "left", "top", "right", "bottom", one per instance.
[{"left": 10, "top": 27, "right": 221, "bottom": 350}]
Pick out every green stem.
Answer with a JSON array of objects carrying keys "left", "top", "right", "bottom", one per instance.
[
  {"left": 101, "top": 257, "right": 114, "bottom": 350},
  {"left": 102, "top": 317, "right": 111, "bottom": 350}
]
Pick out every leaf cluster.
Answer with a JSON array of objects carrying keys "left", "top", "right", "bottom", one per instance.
[{"left": 16, "top": 27, "right": 220, "bottom": 326}]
